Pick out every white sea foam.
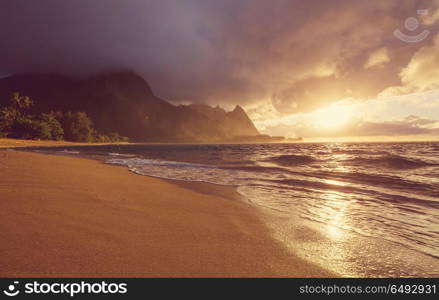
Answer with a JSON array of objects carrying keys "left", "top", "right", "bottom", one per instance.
[{"left": 45, "top": 142, "right": 439, "bottom": 276}]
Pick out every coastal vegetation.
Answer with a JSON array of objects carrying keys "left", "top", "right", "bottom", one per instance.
[{"left": 0, "top": 92, "right": 129, "bottom": 142}]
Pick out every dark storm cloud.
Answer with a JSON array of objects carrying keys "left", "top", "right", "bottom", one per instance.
[
  {"left": 0, "top": 0, "right": 257, "bottom": 104},
  {"left": 1, "top": 0, "right": 438, "bottom": 110}
]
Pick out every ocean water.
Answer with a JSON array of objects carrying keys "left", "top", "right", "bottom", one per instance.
[{"left": 32, "top": 142, "right": 439, "bottom": 276}]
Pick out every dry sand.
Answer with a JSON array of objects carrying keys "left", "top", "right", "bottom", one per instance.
[{"left": 0, "top": 144, "right": 334, "bottom": 277}]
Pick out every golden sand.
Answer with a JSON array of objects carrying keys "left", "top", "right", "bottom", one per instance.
[{"left": 0, "top": 140, "right": 333, "bottom": 277}]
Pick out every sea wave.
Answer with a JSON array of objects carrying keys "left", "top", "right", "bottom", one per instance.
[
  {"left": 221, "top": 165, "right": 289, "bottom": 174},
  {"left": 41, "top": 141, "right": 439, "bottom": 269},
  {"left": 61, "top": 150, "right": 81, "bottom": 154},
  {"left": 344, "top": 154, "right": 435, "bottom": 169},
  {"left": 265, "top": 154, "right": 316, "bottom": 166},
  {"left": 108, "top": 152, "right": 136, "bottom": 157},
  {"left": 107, "top": 157, "right": 211, "bottom": 169},
  {"left": 267, "top": 178, "right": 360, "bottom": 193}
]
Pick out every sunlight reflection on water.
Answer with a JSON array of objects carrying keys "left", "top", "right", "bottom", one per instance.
[{"left": 34, "top": 141, "right": 439, "bottom": 276}]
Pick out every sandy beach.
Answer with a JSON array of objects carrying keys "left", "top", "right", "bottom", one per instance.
[
  {"left": 0, "top": 144, "right": 333, "bottom": 277},
  {"left": 0, "top": 138, "right": 128, "bottom": 149}
]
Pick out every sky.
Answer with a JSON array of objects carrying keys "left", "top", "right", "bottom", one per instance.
[{"left": 1, "top": 0, "right": 439, "bottom": 140}]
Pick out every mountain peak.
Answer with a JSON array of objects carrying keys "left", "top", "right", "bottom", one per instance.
[
  {"left": 224, "top": 105, "right": 260, "bottom": 137},
  {"left": 233, "top": 105, "right": 245, "bottom": 113},
  {"left": 0, "top": 72, "right": 261, "bottom": 142}
]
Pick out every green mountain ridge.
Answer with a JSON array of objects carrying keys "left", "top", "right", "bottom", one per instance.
[{"left": 0, "top": 71, "right": 260, "bottom": 142}]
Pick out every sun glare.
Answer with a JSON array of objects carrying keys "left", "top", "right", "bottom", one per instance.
[{"left": 312, "top": 103, "right": 355, "bottom": 130}]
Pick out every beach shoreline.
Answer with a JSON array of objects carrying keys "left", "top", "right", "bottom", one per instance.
[{"left": 0, "top": 146, "right": 334, "bottom": 277}]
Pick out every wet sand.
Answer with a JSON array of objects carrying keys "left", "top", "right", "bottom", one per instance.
[{"left": 0, "top": 147, "right": 334, "bottom": 277}]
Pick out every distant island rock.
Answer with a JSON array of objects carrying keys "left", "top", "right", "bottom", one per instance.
[{"left": 0, "top": 71, "right": 266, "bottom": 142}]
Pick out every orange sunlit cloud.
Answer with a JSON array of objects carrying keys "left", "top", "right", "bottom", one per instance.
[{"left": 1, "top": 0, "right": 439, "bottom": 141}]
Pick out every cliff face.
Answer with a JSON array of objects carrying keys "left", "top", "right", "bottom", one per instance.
[
  {"left": 0, "top": 72, "right": 260, "bottom": 142},
  {"left": 188, "top": 104, "right": 260, "bottom": 137}
]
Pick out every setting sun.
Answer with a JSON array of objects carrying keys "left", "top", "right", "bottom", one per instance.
[
  {"left": 1, "top": 0, "right": 439, "bottom": 282},
  {"left": 312, "top": 103, "right": 355, "bottom": 129}
]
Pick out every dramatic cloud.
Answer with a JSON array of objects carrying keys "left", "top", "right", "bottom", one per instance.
[
  {"left": 255, "top": 89, "right": 439, "bottom": 138},
  {"left": 382, "top": 33, "right": 439, "bottom": 96},
  {"left": 1, "top": 0, "right": 439, "bottom": 138},
  {"left": 364, "top": 48, "right": 390, "bottom": 69},
  {"left": 265, "top": 117, "right": 439, "bottom": 139}
]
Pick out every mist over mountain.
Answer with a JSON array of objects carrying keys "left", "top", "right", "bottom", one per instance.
[{"left": 0, "top": 71, "right": 260, "bottom": 142}]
